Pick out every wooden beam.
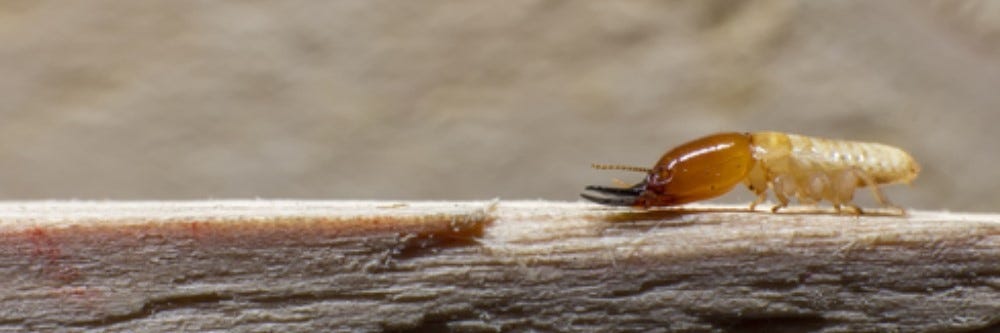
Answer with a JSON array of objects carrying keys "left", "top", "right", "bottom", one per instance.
[{"left": 0, "top": 201, "right": 998, "bottom": 332}]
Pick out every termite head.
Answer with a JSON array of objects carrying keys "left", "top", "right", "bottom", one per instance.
[{"left": 582, "top": 132, "right": 756, "bottom": 208}]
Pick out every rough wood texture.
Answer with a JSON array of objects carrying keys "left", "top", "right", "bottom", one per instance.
[{"left": 0, "top": 201, "right": 997, "bottom": 332}]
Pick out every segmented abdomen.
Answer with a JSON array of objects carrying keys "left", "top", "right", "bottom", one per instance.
[{"left": 785, "top": 133, "right": 919, "bottom": 184}]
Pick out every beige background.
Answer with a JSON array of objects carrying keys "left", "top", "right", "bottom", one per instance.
[{"left": 0, "top": 1, "right": 998, "bottom": 211}]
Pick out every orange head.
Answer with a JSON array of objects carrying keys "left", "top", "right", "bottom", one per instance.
[{"left": 582, "top": 132, "right": 756, "bottom": 207}]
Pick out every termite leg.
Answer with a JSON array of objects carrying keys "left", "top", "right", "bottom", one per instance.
[
  {"left": 770, "top": 175, "right": 793, "bottom": 213},
  {"left": 834, "top": 202, "right": 863, "bottom": 215},
  {"left": 744, "top": 165, "right": 769, "bottom": 212},
  {"left": 770, "top": 192, "right": 790, "bottom": 213},
  {"left": 745, "top": 181, "right": 768, "bottom": 211},
  {"left": 749, "top": 193, "right": 767, "bottom": 211},
  {"left": 851, "top": 168, "right": 904, "bottom": 214}
]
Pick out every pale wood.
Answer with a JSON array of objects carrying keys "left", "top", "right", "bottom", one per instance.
[{"left": 0, "top": 201, "right": 998, "bottom": 332}]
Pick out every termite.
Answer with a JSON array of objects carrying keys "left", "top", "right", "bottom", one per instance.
[{"left": 581, "top": 132, "right": 920, "bottom": 214}]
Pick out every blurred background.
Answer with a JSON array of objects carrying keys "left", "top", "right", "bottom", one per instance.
[{"left": 0, "top": 1, "right": 997, "bottom": 211}]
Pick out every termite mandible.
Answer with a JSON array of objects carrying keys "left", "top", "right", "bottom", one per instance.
[{"left": 581, "top": 132, "right": 920, "bottom": 214}]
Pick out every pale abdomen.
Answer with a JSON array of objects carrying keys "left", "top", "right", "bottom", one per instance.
[{"left": 783, "top": 133, "right": 919, "bottom": 185}]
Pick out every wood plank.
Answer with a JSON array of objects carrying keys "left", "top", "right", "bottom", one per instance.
[{"left": 0, "top": 201, "right": 998, "bottom": 332}]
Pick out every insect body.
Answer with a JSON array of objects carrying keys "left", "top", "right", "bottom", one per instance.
[{"left": 581, "top": 132, "right": 920, "bottom": 213}]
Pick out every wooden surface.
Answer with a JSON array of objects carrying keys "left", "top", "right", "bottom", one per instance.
[{"left": 0, "top": 201, "right": 998, "bottom": 332}]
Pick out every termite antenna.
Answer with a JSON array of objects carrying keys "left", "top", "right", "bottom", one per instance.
[{"left": 590, "top": 163, "right": 652, "bottom": 173}]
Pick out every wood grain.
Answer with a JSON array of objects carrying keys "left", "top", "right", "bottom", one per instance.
[{"left": 0, "top": 201, "right": 998, "bottom": 332}]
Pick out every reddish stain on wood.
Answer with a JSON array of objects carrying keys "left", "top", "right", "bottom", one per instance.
[{"left": 25, "top": 227, "right": 82, "bottom": 283}]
